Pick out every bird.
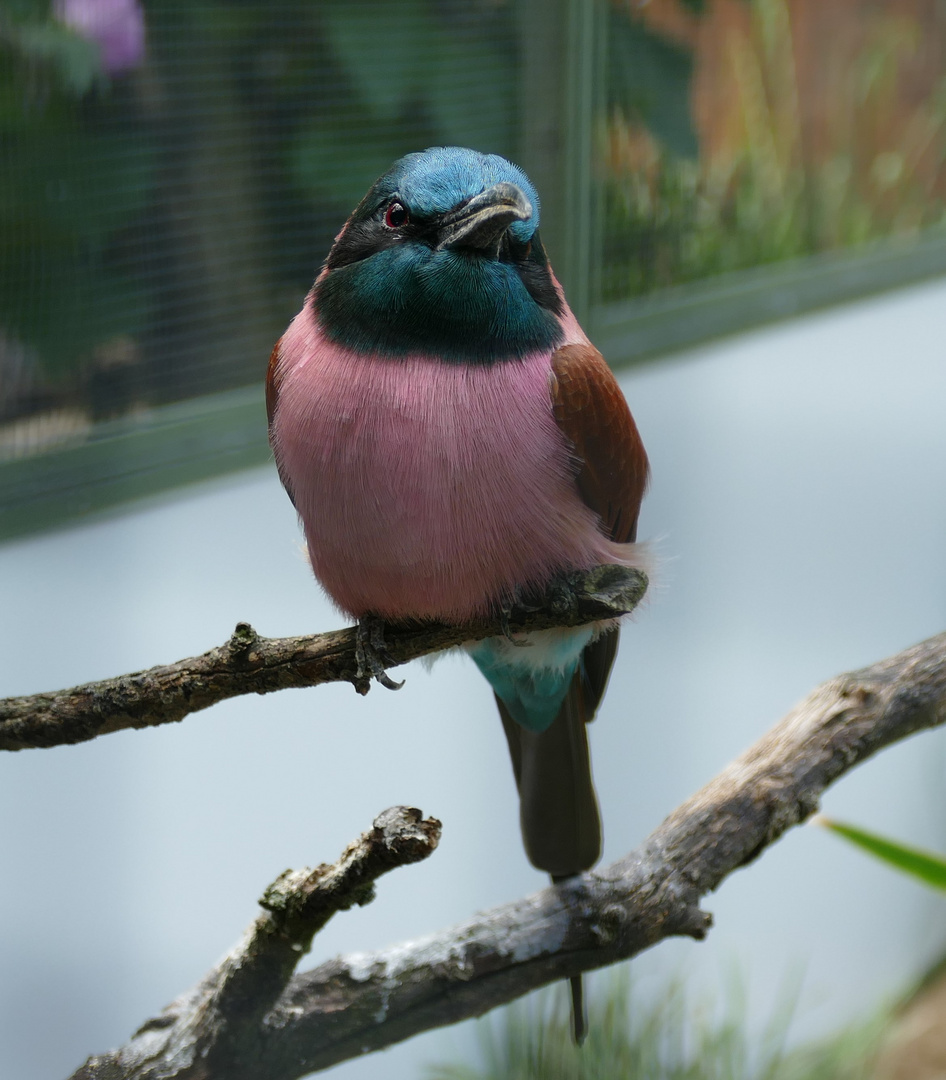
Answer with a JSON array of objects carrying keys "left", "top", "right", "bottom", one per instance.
[{"left": 266, "top": 146, "right": 649, "bottom": 1042}]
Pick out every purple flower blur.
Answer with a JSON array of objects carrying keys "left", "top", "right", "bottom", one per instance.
[{"left": 54, "top": 0, "right": 146, "bottom": 75}]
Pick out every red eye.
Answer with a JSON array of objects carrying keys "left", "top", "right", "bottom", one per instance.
[{"left": 385, "top": 201, "right": 409, "bottom": 229}]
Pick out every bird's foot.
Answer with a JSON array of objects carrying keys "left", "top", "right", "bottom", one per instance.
[
  {"left": 542, "top": 573, "right": 581, "bottom": 617},
  {"left": 506, "top": 573, "right": 580, "bottom": 620},
  {"left": 354, "top": 615, "right": 405, "bottom": 694},
  {"left": 498, "top": 599, "right": 531, "bottom": 647}
]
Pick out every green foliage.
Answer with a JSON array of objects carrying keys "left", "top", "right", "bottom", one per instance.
[
  {"left": 0, "top": 1, "right": 102, "bottom": 102},
  {"left": 601, "top": 132, "right": 946, "bottom": 301},
  {"left": 603, "top": 0, "right": 946, "bottom": 300},
  {"left": 0, "top": 126, "right": 154, "bottom": 374},
  {"left": 0, "top": 0, "right": 152, "bottom": 381},
  {"left": 4, "top": 21, "right": 101, "bottom": 98},
  {"left": 427, "top": 975, "right": 886, "bottom": 1080},
  {"left": 819, "top": 818, "right": 946, "bottom": 891}
]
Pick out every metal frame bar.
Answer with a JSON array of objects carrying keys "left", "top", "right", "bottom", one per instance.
[
  {"left": 517, "top": 0, "right": 603, "bottom": 327},
  {"left": 590, "top": 229, "right": 946, "bottom": 366}
]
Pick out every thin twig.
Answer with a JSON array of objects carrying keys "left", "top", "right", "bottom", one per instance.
[
  {"left": 69, "top": 630, "right": 946, "bottom": 1080},
  {"left": 0, "top": 565, "right": 648, "bottom": 752}
]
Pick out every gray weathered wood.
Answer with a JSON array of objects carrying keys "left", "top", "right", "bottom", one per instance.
[{"left": 68, "top": 630, "right": 946, "bottom": 1079}]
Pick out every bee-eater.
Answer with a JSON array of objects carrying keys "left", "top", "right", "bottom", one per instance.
[{"left": 267, "top": 146, "right": 649, "bottom": 1041}]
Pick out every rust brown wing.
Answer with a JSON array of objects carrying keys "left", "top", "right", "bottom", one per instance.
[
  {"left": 550, "top": 342, "right": 649, "bottom": 544},
  {"left": 549, "top": 342, "right": 649, "bottom": 722}
]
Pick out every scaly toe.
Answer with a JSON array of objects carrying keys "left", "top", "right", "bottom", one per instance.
[{"left": 355, "top": 616, "right": 405, "bottom": 691}]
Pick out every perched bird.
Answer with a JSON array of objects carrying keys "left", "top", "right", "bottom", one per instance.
[{"left": 267, "top": 147, "right": 649, "bottom": 1040}]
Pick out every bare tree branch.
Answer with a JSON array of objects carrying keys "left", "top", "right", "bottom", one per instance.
[
  {"left": 70, "top": 805, "right": 442, "bottom": 1080},
  {"left": 69, "top": 630, "right": 946, "bottom": 1080},
  {"left": 0, "top": 565, "right": 647, "bottom": 752}
]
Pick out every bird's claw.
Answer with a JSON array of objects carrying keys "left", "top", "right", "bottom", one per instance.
[
  {"left": 499, "top": 601, "right": 531, "bottom": 647},
  {"left": 544, "top": 573, "right": 579, "bottom": 616},
  {"left": 355, "top": 616, "right": 405, "bottom": 693},
  {"left": 497, "top": 574, "right": 579, "bottom": 641}
]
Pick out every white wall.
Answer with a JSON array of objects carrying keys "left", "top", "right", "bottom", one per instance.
[{"left": 2, "top": 277, "right": 946, "bottom": 1079}]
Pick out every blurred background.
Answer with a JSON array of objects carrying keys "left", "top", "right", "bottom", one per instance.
[{"left": 2, "top": 0, "right": 946, "bottom": 1077}]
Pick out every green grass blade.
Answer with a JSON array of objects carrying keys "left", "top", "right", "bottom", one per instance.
[
  {"left": 818, "top": 818, "right": 946, "bottom": 890},
  {"left": 425, "top": 969, "right": 887, "bottom": 1080}
]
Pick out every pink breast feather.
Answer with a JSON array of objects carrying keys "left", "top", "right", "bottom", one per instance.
[{"left": 271, "top": 306, "right": 636, "bottom": 622}]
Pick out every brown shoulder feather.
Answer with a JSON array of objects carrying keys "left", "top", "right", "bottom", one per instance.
[{"left": 550, "top": 342, "right": 649, "bottom": 543}]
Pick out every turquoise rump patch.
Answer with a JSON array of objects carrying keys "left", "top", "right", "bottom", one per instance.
[{"left": 468, "top": 627, "right": 594, "bottom": 732}]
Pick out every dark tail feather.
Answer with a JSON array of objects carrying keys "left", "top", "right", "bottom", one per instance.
[
  {"left": 550, "top": 875, "right": 588, "bottom": 1046},
  {"left": 498, "top": 688, "right": 597, "bottom": 1043},
  {"left": 568, "top": 974, "right": 587, "bottom": 1045},
  {"left": 497, "top": 629, "right": 619, "bottom": 875},
  {"left": 497, "top": 674, "right": 601, "bottom": 874},
  {"left": 497, "top": 629, "right": 621, "bottom": 1045}
]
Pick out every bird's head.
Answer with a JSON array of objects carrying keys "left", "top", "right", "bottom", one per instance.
[{"left": 313, "top": 147, "right": 565, "bottom": 363}]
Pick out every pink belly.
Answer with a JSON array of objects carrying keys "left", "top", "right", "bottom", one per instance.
[{"left": 272, "top": 319, "right": 620, "bottom": 622}]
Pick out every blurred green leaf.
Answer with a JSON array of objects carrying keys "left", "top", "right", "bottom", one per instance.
[
  {"left": 292, "top": 0, "right": 514, "bottom": 211},
  {"left": 10, "top": 22, "right": 102, "bottom": 95},
  {"left": 608, "top": 9, "right": 698, "bottom": 159},
  {"left": 0, "top": 129, "right": 154, "bottom": 242},
  {"left": 819, "top": 818, "right": 946, "bottom": 891},
  {"left": 427, "top": 30, "right": 513, "bottom": 155},
  {"left": 290, "top": 106, "right": 425, "bottom": 209},
  {"left": 320, "top": 0, "right": 437, "bottom": 122},
  {"left": 0, "top": 241, "right": 150, "bottom": 377},
  {"left": 0, "top": 122, "right": 154, "bottom": 376}
]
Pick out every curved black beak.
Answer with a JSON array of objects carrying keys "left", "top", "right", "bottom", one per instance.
[{"left": 436, "top": 182, "right": 532, "bottom": 257}]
